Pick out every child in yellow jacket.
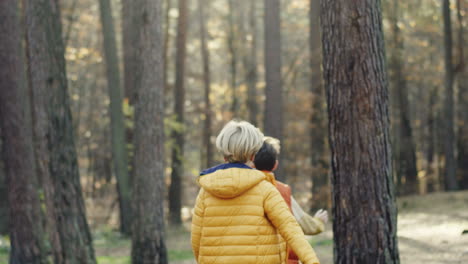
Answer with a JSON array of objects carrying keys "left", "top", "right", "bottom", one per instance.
[
  {"left": 253, "top": 137, "right": 328, "bottom": 264},
  {"left": 191, "top": 120, "right": 320, "bottom": 264}
]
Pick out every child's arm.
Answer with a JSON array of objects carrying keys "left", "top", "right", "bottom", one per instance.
[
  {"left": 263, "top": 182, "right": 320, "bottom": 264},
  {"left": 191, "top": 189, "right": 205, "bottom": 261},
  {"left": 291, "top": 197, "right": 326, "bottom": 235}
]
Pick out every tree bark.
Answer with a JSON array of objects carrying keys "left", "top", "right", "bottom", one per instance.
[
  {"left": 164, "top": 0, "right": 172, "bottom": 100},
  {"left": 98, "top": 0, "right": 132, "bottom": 236},
  {"left": 130, "top": 0, "right": 168, "bottom": 262},
  {"left": 228, "top": 0, "right": 239, "bottom": 115},
  {"left": 0, "top": 2, "right": 50, "bottom": 263},
  {"left": 320, "top": 0, "right": 400, "bottom": 262},
  {"left": 24, "top": 0, "right": 96, "bottom": 262},
  {"left": 198, "top": 0, "right": 214, "bottom": 169},
  {"left": 442, "top": 0, "right": 459, "bottom": 191},
  {"left": 121, "top": 0, "right": 136, "bottom": 182},
  {"left": 389, "top": 0, "right": 418, "bottom": 195},
  {"left": 455, "top": 0, "right": 467, "bottom": 189},
  {"left": 0, "top": 157, "right": 7, "bottom": 235},
  {"left": 169, "top": 0, "right": 188, "bottom": 226},
  {"left": 247, "top": 0, "right": 259, "bottom": 126},
  {"left": 309, "top": 0, "right": 329, "bottom": 210},
  {"left": 264, "top": 0, "right": 284, "bottom": 181},
  {"left": 122, "top": 0, "right": 136, "bottom": 103}
]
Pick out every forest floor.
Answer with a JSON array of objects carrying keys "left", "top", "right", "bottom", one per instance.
[{"left": 0, "top": 190, "right": 467, "bottom": 263}]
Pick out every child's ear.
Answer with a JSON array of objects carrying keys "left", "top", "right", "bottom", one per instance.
[{"left": 273, "top": 160, "right": 279, "bottom": 171}]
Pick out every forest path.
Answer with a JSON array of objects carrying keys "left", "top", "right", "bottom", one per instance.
[{"left": 307, "top": 190, "right": 468, "bottom": 264}]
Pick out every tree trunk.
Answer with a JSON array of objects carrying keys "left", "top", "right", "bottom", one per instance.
[
  {"left": 247, "top": 0, "right": 259, "bottom": 126},
  {"left": 122, "top": 0, "right": 136, "bottom": 182},
  {"left": 130, "top": 0, "right": 168, "bottom": 262},
  {"left": 122, "top": 0, "right": 136, "bottom": 104},
  {"left": 309, "top": 0, "right": 329, "bottom": 210},
  {"left": 24, "top": 1, "right": 96, "bottom": 262},
  {"left": 98, "top": 0, "right": 132, "bottom": 236},
  {"left": 390, "top": 0, "right": 418, "bottom": 195},
  {"left": 320, "top": 0, "right": 400, "bottom": 263},
  {"left": 164, "top": 0, "right": 172, "bottom": 101},
  {"left": 228, "top": 0, "right": 238, "bottom": 115},
  {"left": 457, "top": 71, "right": 468, "bottom": 188},
  {"left": 0, "top": 2, "right": 50, "bottom": 263},
  {"left": 198, "top": 0, "right": 214, "bottom": 169},
  {"left": 442, "top": 0, "right": 459, "bottom": 191},
  {"left": 264, "top": 0, "right": 284, "bottom": 181},
  {"left": 169, "top": 0, "right": 188, "bottom": 226},
  {"left": 455, "top": 0, "right": 467, "bottom": 189},
  {"left": 0, "top": 157, "right": 7, "bottom": 235}
]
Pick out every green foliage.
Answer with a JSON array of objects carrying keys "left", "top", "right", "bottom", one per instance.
[
  {"left": 309, "top": 238, "right": 333, "bottom": 247},
  {"left": 0, "top": 236, "right": 10, "bottom": 263},
  {"left": 92, "top": 229, "right": 194, "bottom": 263},
  {"left": 97, "top": 256, "right": 130, "bottom": 264},
  {"left": 168, "top": 249, "right": 194, "bottom": 261}
]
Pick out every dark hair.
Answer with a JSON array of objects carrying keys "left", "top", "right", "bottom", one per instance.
[{"left": 254, "top": 142, "right": 278, "bottom": 171}]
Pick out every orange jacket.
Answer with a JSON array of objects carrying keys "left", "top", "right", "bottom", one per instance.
[{"left": 276, "top": 181, "right": 300, "bottom": 264}]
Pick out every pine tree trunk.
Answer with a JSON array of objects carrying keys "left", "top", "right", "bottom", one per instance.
[
  {"left": 130, "top": 0, "right": 168, "bottom": 262},
  {"left": 309, "top": 0, "right": 329, "bottom": 210},
  {"left": 121, "top": 0, "right": 137, "bottom": 186},
  {"left": 455, "top": 0, "right": 467, "bottom": 189},
  {"left": 24, "top": 1, "right": 96, "bottom": 262},
  {"left": 0, "top": 157, "right": 7, "bottom": 235},
  {"left": 264, "top": 0, "right": 284, "bottom": 181},
  {"left": 169, "top": 0, "right": 188, "bottom": 226},
  {"left": 198, "top": 0, "right": 214, "bottom": 169},
  {"left": 228, "top": 0, "right": 238, "bottom": 115},
  {"left": 122, "top": 0, "right": 136, "bottom": 104},
  {"left": 98, "top": 0, "right": 132, "bottom": 236},
  {"left": 247, "top": 0, "right": 259, "bottom": 126},
  {"left": 0, "top": 2, "right": 50, "bottom": 263},
  {"left": 390, "top": 0, "right": 418, "bottom": 195},
  {"left": 321, "top": 0, "right": 400, "bottom": 262},
  {"left": 163, "top": 0, "right": 172, "bottom": 100},
  {"left": 442, "top": 0, "right": 459, "bottom": 191}
]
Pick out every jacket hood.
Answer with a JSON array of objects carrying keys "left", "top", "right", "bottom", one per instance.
[{"left": 198, "top": 163, "right": 266, "bottom": 199}]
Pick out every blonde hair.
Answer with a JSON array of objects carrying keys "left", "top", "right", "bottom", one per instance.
[
  {"left": 264, "top": 136, "right": 281, "bottom": 154},
  {"left": 216, "top": 120, "right": 264, "bottom": 163}
]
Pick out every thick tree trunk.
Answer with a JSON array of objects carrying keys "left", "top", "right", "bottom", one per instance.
[
  {"left": 130, "top": 0, "right": 168, "bottom": 262},
  {"left": 309, "top": 0, "right": 329, "bottom": 210},
  {"left": 0, "top": 2, "right": 50, "bottom": 263},
  {"left": 24, "top": 1, "right": 96, "bottom": 262},
  {"left": 442, "top": 0, "right": 459, "bottom": 191},
  {"left": 169, "top": 0, "right": 188, "bottom": 226},
  {"left": 247, "top": 0, "right": 259, "bottom": 126},
  {"left": 321, "top": 0, "right": 400, "bottom": 263},
  {"left": 98, "top": 0, "right": 132, "bottom": 236},
  {"left": 390, "top": 0, "right": 418, "bottom": 195},
  {"left": 264, "top": 0, "right": 284, "bottom": 181},
  {"left": 198, "top": 0, "right": 214, "bottom": 169}
]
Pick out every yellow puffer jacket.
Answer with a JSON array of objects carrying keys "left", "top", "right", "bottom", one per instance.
[{"left": 191, "top": 163, "right": 320, "bottom": 264}]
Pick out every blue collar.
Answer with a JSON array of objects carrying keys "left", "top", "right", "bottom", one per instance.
[{"left": 200, "top": 163, "right": 252, "bottom": 176}]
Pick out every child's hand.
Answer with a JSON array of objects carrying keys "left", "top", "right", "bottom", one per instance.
[{"left": 314, "top": 209, "right": 328, "bottom": 224}]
